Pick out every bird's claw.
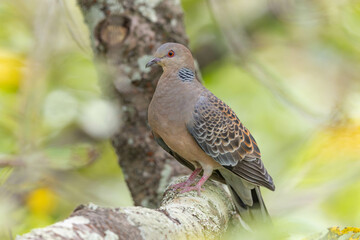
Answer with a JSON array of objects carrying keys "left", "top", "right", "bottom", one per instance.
[
  {"left": 169, "top": 181, "right": 188, "bottom": 190},
  {"left": 180, "top": 185, "right": 205, "bottom": 196},
  {"left": 169, "top": 179, "right": 194, "bottom": 190}
]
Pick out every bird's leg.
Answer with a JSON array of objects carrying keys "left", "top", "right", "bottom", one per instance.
[
  {"left": 180, "top": 167, "right": 212, "bottom": 196},
  {"left": 170, "top": 167, "right": 202, "bottom": 190}
]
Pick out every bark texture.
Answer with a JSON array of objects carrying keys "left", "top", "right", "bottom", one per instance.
[
  {"left": 16, "top": 177, "right": 236, "bottom": 240},
  {"left": 77, "top": 0, "right": 191, "bottom": 208}
]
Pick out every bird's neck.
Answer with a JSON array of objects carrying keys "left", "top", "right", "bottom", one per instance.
[
  {"left": 158, "top": 67, "right": 202, "bottom": 93},
  {"left": 162, "top": 64, "right": 195, "bottom": 74},
  {"left": 150, "top": 68, "right": 204, "bottom": 121}
]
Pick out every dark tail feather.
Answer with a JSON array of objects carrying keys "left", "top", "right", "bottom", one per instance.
[
  {"left": 229, "top": 186, "right": 272, "bottom": 229},
  {"left": 252, "top": 187, "right": 270, "bottom": 220},
  {"left": 220, "top": 170, "right": 271, "bottom": 229}
]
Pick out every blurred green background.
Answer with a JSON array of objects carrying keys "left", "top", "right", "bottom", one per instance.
[{"left": 0, "top": 0, "right": 359, "bottom": 239}]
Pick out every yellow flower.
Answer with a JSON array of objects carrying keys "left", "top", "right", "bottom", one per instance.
[
  {"left": 0, "top": 49, "right": 24, "bottom": 91},
  {"left": 26, "top": 187, "right": 58, "bottom": 216}
]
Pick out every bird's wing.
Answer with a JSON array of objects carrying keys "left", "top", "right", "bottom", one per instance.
[{"left": 187, "top": 92, "right": 275, "bottom": 190}]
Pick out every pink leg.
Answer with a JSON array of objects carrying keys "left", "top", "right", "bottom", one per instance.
[
  {"left": 180, "top": 174, "right": 211, "bottom": 196},
  {"left": 170, "top": 168, "right": 202, "bottom": 190}
]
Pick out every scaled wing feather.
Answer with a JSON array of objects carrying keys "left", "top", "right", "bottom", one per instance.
[{"left": 187, "top": 91, "right": 275, "bottom": 191}]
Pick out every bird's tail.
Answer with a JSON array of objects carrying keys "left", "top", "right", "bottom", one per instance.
[{"left": 219, "top": 169, "right": 271, "bottom": 230}]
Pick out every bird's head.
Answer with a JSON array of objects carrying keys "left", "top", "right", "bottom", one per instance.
[{"left": 146, "top": 42, "right": 195, "bottom": 70}]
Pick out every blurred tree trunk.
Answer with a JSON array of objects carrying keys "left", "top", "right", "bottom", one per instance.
[{"left": 77, "top": 0, "right": 191, "bottom": 208}]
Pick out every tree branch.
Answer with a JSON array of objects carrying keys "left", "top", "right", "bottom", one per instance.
[{"left": 16, "top": 176, "right": 236, "bottom": 240}]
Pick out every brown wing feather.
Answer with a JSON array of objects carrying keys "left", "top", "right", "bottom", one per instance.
[{"left": 187, "top": 91, "right": 275, "bottom": 191}]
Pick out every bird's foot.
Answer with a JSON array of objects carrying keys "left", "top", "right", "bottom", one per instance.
[
  {"left": 180, "top": 185, "right": 205, "bottom": 196},
  {"left": 179, "top": 173, "right": 210, "bottom": 196},
  {"left": 169, "top": 180, "right": 192, "bottom": 190},
  {"left": 169, "top": 168, "right": 202, "bottom": 190}
]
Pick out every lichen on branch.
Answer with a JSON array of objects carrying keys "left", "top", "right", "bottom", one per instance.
[{"left": 17, "top": 176, "right": 236, "bottom": 240}]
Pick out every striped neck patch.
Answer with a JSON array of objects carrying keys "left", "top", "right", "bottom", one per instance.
[{"left": 178, "top": 68, "right": 195, "bottom": 82}]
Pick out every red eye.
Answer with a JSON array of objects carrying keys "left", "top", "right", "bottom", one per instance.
[{"left": 167, "top": 50, "right": 175, "bottom": 57}]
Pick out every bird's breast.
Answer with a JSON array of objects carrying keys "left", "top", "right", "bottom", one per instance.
[
  {"left": 148, "top": 75, "right": 222, "bottom": 167},
  {"left": 148, "top": 78, "right": 200, "bottom": 131},
  {"left": 148, "top": 95, "right": 186, "bottom": 137}
]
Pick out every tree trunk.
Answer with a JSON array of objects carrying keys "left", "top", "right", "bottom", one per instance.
[{"left": 77, "top": 0, "right": 191, "bottom": 208}]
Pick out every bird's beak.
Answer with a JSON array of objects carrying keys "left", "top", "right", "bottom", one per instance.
[{"left": 146, "top": 57, "right": 161, "bottom": 68}]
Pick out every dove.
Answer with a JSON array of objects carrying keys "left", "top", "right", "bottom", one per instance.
[{"left": 146, "top": 42, "right": 275, "bottom": 226}]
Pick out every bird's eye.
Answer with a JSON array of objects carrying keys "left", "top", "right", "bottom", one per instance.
[{"left": 167, "top": 50, "right": 175, "bottom": 57}]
